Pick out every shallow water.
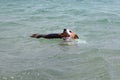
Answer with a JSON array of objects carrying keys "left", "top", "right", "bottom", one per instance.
[{"left": 0, "top": 0, "right": 120, "bottom": 80}]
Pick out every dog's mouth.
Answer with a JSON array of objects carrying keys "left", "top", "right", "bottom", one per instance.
[{"left": 63, "top": 37, "right": 70, "bottom": 40}]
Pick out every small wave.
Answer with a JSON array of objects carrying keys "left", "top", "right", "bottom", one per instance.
[
  {"left": 0, "top": 21, "right": 23, "bottom": 26},
  {"left": 76, "top": 39, "right": 87, "bottom": 44},
  {"left": 60, "top": 39, "right": 87, "bottom": 46},
  {"left": 32, "top": 9, "right": 51, "bottom": 15}
]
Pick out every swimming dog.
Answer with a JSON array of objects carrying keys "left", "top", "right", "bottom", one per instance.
[{"left": 31, "top": 29, "right": 79, "bottom": 41}]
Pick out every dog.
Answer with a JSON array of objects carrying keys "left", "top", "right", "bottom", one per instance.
[{"left": 31, "top": 29, "right": 79, "bottom": 41}]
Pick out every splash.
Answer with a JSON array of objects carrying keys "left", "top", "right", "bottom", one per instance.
[{"left": 60, "top": 39, "right": 87, "bottom": 46}]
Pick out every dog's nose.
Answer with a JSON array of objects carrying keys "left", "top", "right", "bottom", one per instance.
[{"left": 64, "top": 29, "right": 66, "bottom": 31}]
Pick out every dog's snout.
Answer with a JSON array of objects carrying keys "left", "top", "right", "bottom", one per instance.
[{"left": 64, "top": 29, "right": 66, "bottom": 32}]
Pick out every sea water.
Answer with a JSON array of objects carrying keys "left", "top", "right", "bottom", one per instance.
[{"left": 0, "top": 0, "right": 120, "bottom": 80}]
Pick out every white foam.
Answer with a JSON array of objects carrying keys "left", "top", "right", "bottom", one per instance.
[
  {"left": 60, "top": 39, "right": 87, "bottom": 46},
  {"left": 75, "top": 39, "right": 87, "bottom": 44}
]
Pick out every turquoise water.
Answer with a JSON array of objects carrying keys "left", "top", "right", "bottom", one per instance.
[{"left": 0, "top": 0, "right": 120, "bottom": 80}]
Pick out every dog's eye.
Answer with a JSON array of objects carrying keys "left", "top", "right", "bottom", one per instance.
[{"left": 69, "top": 31, "right": 72, "bottom": 33}]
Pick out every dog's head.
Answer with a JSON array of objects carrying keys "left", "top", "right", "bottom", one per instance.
[{"left": 60, "top": 29, "right": 79, "bottom": 41}]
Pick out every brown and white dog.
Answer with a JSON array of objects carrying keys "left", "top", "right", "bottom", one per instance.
[{"left": 31, "top": 29, "right": 79, "bottom": 41}]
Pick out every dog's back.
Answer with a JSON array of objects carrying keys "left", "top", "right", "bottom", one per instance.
[{"left": 31, "top": 29, "right": 79, "bottom": 41}]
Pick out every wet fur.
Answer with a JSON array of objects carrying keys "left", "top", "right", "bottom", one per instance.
[{"left": 30, "top": 29, "right": 79, "bottom": 40}]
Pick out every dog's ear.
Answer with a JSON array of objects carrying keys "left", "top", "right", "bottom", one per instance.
[{"left": 74, "top": 34, "right": 79, "bottom": 39}]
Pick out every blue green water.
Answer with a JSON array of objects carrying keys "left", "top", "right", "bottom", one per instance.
[{"left": 0, "top": 0, "right": 120, "bottom": 80}]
